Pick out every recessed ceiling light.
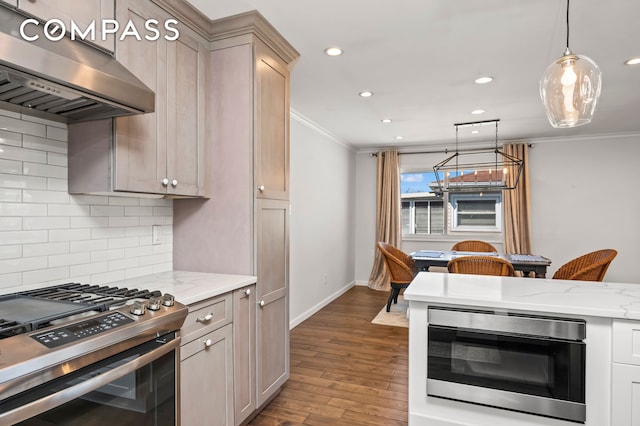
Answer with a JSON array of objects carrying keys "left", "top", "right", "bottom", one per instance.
[
  {"left": 324, "top": 47, "right": 343, "bottom": 56},
  {"left": 359, "top": 91, "right": 373, "bottom": 97},
  {"left": 625, "top": 57, "right": 640, "bottom": 65},
  {"left": 474, "top": 76, "right": 494, "bottom": 84},
  {"left": 471, "top": 109, "right": 485, "bottom": 115},
  {"left": 395, "top": 136, "right": 404, "bottom": 140},
  {"left": 381, "top": 118, "right": 392, "bottom": 123}
]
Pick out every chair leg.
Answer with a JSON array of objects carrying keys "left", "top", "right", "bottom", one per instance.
[
  {"left": 393, "top": 287, "right": 401, "bottom": 304},
  {"left": 386, "top": 290, "right": 395, "bottom": 312}
]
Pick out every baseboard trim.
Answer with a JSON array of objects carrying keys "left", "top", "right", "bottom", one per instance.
[{"left": 289, "top": 281, "right": 355, "bottom": 329}]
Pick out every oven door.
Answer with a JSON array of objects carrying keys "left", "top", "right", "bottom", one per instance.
[
  {"left": 427, "top": 324, "right": 586, "bottom": 422},
  {"left": 0, "top": 332, "right": 179, "bottom": 426}
]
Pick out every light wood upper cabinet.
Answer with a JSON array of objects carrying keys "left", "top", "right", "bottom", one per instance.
[
  {"left": 17, "top": 0, "right": 115, "bottom": 52},
  {"left": 255, "top": 43, "right": 289, "bottom": 200},
  {"left": 68, "top": 0, "right": 206, "bottom": 197}
]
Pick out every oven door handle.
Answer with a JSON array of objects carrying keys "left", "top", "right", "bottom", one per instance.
[{"left": 0, "top": 337, "right": 180, "bottom": 425}]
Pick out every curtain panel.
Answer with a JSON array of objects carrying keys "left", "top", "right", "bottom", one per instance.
[
  {"left": 503, "top": 143, "right": 532, "bottom": 255},
  {"left": 368, "top": 150, "right": 401, "bottom": 291}
]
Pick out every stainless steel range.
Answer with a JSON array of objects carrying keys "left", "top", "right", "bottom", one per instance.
[{"left": 0, "top": 282, "right": 187, "bottom": 425}]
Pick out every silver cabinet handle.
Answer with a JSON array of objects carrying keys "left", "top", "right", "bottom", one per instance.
[
  {"left": 161, "top": 178, "right": 169, "bottom": 186},
  {"left": 257, "top": 185, "right": 265, "bottom": 192},
  {"left": 204, "top": 339, "right": 213, "bottom": 348},
  {"left": 171, "top": 179, "right": 178, "bottom": 187},
  {"left": 244, "top": 288, "right": 251, "bottom": 296},
  {"left": 196, "top": 313, "right": 213, "bottom": 323},
  {"left": 259, "top": 300, "right": 265, "bottom": 307}
]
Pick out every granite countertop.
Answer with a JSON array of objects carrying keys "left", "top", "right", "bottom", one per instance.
[
  {"left": 104, "top": 270, "right": 257, "bottom": 305},
  {"left": 404, "top": 271, "right": 640, "bottom": 320}
]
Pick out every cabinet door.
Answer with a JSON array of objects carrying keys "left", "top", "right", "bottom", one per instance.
[
  {"left": 165, "top": 25, "right": 206, "bottom": 196},
  {"left": 18, "top": 0, "right": 115, "bottom": 52},
  {"left": 113, "top": 0, "right": 167, "bottom": 194},
  {"left": 612, "top": 363, "right": 640, "bottom": 426},
  {"left": 255, "top": 199, "right": 289, "bottom": 406},
  {"left": 181, "top": 324, "right": 234, "bottom": 426},
  {"left": 233, "top": 285, "right": 256, "bottom": 425},
  {"left": 255, "top": 41, "right": 290, "bottom": 201}
]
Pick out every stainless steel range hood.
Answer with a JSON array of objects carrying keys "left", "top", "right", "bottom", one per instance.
[{"left": 0, "top": 5, "right": 154, "bottom": 122}]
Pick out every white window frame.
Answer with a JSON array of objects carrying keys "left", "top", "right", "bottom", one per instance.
[{"left": 449, "top": 192, "right": 502, "bottom": 233}]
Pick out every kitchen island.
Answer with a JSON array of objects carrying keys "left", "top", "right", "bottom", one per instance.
[{"left": 404, "top": 272, "right": 640, "bottom": 426}]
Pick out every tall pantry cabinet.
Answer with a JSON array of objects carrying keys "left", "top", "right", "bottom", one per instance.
[{"left": 173, "top": 11, "right": 298, "bottom": 424}]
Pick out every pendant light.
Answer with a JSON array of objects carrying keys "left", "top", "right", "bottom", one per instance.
[{"left": 540, "top": 0, "right": 602, "bottom": 128}]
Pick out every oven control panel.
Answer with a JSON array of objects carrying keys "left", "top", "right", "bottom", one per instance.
[{"left": 31, "top": 312, "right": 134, "bottom": 348}]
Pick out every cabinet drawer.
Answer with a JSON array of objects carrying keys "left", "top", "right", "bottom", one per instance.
[
  {"left": 613, "top": 319, "right": 640, "bottom": 365},
  {"left": 182, "top": 293, "right": 232, "bottom": 343}
]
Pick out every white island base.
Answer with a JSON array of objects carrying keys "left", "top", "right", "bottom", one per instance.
[{"left": 404, "top": 272, "right": 640, "bottom": 426}]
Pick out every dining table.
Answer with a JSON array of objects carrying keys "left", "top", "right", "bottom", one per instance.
[{"left": 410, "top": 250, "right": 552, "bottom": 278}]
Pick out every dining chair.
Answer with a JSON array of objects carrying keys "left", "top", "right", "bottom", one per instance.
[
  {"left": 451, "top": 240, "right": 497, "bottom": 252},
  {"left": 376, "top": 242, "right": 417, "bottom": 312},
  {"left": 447, "top": 255, "right": 514, "bottom": 276},
  {"left": 552, "top": 249, "right": 617, "bottom": 282}
]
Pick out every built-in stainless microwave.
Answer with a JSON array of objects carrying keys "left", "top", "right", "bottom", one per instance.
[{"left": 427, "top": 307, "right": 586, "bottom": 423}]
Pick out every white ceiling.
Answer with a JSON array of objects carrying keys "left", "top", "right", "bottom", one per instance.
[{"left": 186, "top": 0, "right": 640, "bottom": 150}]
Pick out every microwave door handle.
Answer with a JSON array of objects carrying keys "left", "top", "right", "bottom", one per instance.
[{"left": 0, "top": 337, "right": 180, "bottom": 425}]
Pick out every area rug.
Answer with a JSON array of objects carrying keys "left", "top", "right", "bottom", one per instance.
[{"left": 371, "top": 295, "right": 409, "bottom": 328}]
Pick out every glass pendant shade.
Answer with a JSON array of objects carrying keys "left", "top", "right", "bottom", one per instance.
[{"left": 540, "top": 49, "right": 602, "bottom": 128}]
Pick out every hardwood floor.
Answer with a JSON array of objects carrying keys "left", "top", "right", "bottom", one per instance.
[{"left": 249, "top": 286, "right": 409, "bottom": 425}]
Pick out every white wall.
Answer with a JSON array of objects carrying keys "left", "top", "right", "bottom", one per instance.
[
  {"left": 0, "top": 107, "right": 173, "bottom": 293},
  {"left": 529, "top": 135, "right": 640, "bottom": 283},
  {"left": 289, "top": 114, "right": 357, "bottom": 327},
  {"left": 354, "top": 135, "right": 640, "bottom": 284}
]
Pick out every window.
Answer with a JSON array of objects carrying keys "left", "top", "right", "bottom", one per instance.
[
  {"left": 450, "top": 193, "right": 502, "bottom": 232},
  {"left": 400, "top": 170, "right": 502, "bottom": 237}
]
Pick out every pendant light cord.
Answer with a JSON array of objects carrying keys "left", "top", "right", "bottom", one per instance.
[{"left": 566, "top": 0, "right": 570, "bottom": 50}]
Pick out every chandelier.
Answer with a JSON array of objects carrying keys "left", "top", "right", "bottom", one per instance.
[
  {"left": 539, "top": 0, "right": 602, "bottom": 128},
  {"left": 432, "top": 119, "right": 523, "bottom": 194}
]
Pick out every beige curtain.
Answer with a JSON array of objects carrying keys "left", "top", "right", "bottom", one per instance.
[
  {"left": 368, "top": 150, "right": 401, "bottom": 291},
  {"left": 503, "top": 143, "right": 532, "bottom": 254}
]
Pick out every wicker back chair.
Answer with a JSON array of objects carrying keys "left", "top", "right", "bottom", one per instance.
[
  {"left": 552, "top": 249, "right": 617, "bottom": 282},
  {"left": 451, "top": 240, "right": 497, "bottom": 252},
  {"left": 448, "top": 256, "right": 514, "bottom": 277},
  {"left": 376, "top": 242, "right": 416, "bottom": 312}
]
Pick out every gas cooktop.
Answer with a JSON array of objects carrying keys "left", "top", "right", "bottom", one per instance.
[{"left": 0, "top": 282, "right": 164, "bottom": 339}]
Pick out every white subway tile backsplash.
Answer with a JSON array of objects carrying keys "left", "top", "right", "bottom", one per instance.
[
  {"left": 49, "top": 252, "right": 91, "bottom": 268},
  {"left": 0, "top": 115, "right": 46, "bottom": 137},
  {"left": 0, "top": 245, "right": 22, "bottom": 260},
  {"left": 0, "top": 217, "right": 21, "bottom": 231},
  {"left": 70, "top": 239, "right": 108, "bottom": 253},
  {"left": 91, "top": 249, "right": 125, "bottom": 263},
  {"left": 0, "top": 159, "right": 22, "bottom": 175},
  {"left": 108, "top": 237, "right": 140, "bottom": 250},
  {"left": 47, "top": 178, "right": 68, "bottom": 192},
  {"left": 23, "top": 162, "right": 67, "bottom": 179},
  {"left": 49, "top": 204, "right": 91, "bottom": 217},
  {"left": 0, "top": 202, "right": 48, "bottom": 216},
  {"left": 46, "top": 126, "right": 68, "bottom": 142},
  {"left": 0, "top": 173, "right": 47, "bottom": 190},
  {"left": 0, "top": 230, "right": 48, "bottom": 245},
  {"left": 91, "top": 205, "right": 124, "bottom": 217},
  {"left": 23, "top": 217, "right": 70, "bottom": 230},
  {"left": 0, "top": 129, "right": 22, "bottom": 146},
  {"left": 70, "top": 216, "right": 108, "bottom": 228},
  {"left": 22, "top": 267, "right": 70, "bottom": 286},
  {"left": 0, "top": 109, "right": 173, "bottom": 290},
  {"left": 23, "top": 242, "right": 69, "bottom": 257},
  {"left": 109, "top": 217, "right": 140, "bottom": 227},
  {"left": 0, "top": 256, "right": 48, "bottom": 274},
  {"left": 49, "top": 228, "right": 91, "bottom": 242},
  {"left": 23, "top": 189, "right": 70, "bottom": 204},
  {"left": 1, "top": 144, "right": 47, "bottom": 163},
  {"left": 22, "top": 134, "right": 67, "bottom": 154}
]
